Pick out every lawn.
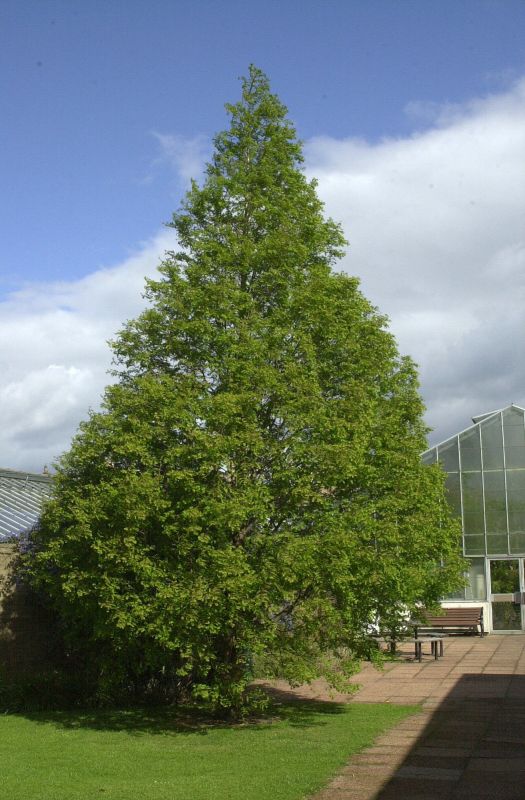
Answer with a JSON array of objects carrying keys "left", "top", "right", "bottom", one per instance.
[{"left": 0, "top": 700, "right": 415, "bottom": 800}]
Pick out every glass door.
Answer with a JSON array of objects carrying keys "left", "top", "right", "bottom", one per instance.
[{"left": 489, "top": 559, "right": 524, "bottom": 631}]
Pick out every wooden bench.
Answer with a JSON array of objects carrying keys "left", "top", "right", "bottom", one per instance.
[{"left": 412, "top": 606, "right": 484, "bottom": 637}]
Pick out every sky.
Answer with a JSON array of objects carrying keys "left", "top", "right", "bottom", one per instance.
[{"left": 1, "top": 0, "right": 525, "bottom": 471}]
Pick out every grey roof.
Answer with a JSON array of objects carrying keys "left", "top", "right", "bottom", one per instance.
[{"left": 0, "top": 468, "right": 53, "bottom": 542}]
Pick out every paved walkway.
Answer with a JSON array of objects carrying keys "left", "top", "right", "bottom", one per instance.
[{"left": 261, "top": 634, "right": 525, "bottom": 799}]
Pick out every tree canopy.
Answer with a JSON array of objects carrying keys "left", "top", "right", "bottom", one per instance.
[{"left": 26, "top": 66, "right": 463, "bottom": 713}]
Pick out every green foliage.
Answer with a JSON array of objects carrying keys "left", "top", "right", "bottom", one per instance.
[
  {"left": 0, "top": 668, "right": 83, "bottom": 713},
  {"left": 25, "top": 66, "right": 463, "bottom": 714}
]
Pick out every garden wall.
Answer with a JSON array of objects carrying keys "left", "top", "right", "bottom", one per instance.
[{"left": 0, "top": 543, "right": 58, "bottom": 677}]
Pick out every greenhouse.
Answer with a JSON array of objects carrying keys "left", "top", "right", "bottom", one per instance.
[{"left": 422, "top": 404, "right": 525, "bottom": 632}]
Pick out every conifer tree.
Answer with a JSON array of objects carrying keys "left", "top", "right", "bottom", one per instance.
[{"left": 27, "top": 67, "right": 463, "bottom": 713}]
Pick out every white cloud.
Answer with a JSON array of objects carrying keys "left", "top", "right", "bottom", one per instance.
[
  {"left": 0, "top": 230, "right": 177, "bottom": 471},
  {"left": 151, "top": 132, "right": 210, "bottom": 185},
  {"left": 305, "top": 77, "right": 525, "bottom": 444},
  {"left": 2, "top": 78, "right": 524, "bottom": 471}
]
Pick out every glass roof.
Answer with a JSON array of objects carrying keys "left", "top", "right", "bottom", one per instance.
[{"left": 422, "top": 405, "right": 525, "bottom": 557}]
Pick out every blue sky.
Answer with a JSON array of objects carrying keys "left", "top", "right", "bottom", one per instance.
[
  {"left": 2, "top": 0, "right": 524, "bottom": 287},
  {"left": 1, "top": 0, "right": 525, "bottom": 470}
]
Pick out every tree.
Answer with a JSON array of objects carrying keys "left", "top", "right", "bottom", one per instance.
[{"left": 26, "top": 67, "right": 463, "bottom": 714}]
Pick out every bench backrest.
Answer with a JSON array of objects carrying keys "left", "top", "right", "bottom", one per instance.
[{"left": 419, "top": 607, "right": 483, "bottom": 625}]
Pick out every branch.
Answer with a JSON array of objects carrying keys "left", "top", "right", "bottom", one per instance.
[
  {"left": 233, "top": 518, "right": 256, "bottom": 547},
  {"left": 276, "top": 585, "right": 314, "bottom": 619}
]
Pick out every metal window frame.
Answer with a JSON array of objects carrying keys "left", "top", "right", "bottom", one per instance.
[{"left": 425, "top": 404, "right": 525, "bottom": 602}]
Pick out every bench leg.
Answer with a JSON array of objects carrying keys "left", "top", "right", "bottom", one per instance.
[{"left": 414, "top": 641, "right": 422, "bottom": 662}]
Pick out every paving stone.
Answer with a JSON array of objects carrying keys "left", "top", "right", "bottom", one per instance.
[
  {"left": 375, "top": 777, "right": 456, "bottom": 799},
  {"left": 465, "top": 756, "right": 525, "bottom": 774},
  {"left": 394, "top": 765, "right": 461, "bottom": 781},
  {"left": 412, "top": 745, "right": 473, "bottom": 757},
  {"left": 476, "top": 742, "right": 525, "bottom": 759},
  {"left": 452, "top": 773, "right": 525, "bottom": 799},
  {"left": 263, "top": 635, "right": 525, "bottom": 800},
  {"left": 404, "top": 753, "right": 469, "bottom": 771}
]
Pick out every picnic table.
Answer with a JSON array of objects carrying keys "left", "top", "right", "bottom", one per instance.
[
  {"left": 410, "top": 635, "right": 444, "bottom": 663},
  {"left": 373, "top": 634, "right": 445, "bottom": 662}
]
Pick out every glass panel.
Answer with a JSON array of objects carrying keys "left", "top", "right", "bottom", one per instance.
[
  {"left": 444, "top": 472, "right": 461, "bottom": 517},
  {"left": 462, "top": 471, "right": 483, "bottom": 510},
  {"left": 480, "top": 413, "right": 504, "bottom": 469},
  {"left": 445, "top": 588, "right": 466, "bottom": 600},
  {"left": 490, "top": 559, "right": 522, "bottom": 631},
  {"left": 503, "top": 408, "right": 525, "bottom": 469},
  {"left": 462, "top": 472, "right": 484, "bottom": 534},
  {"left": 490, "top": 559, "right": 520, "bottom": 593},
  {"left": 437, "top": 438, "right": 459, "bottom": 472},
  {"left": 459, "top": 427, "right": 481, "bottom": 471},
  {"left": 507, "top": 472, "right": 525, "bottom": 547},
  {"left": 463, "top": 511, "right": 485, "bottom": 535},
  {"left": 509, "top": 511, "right": 525, "bottom": 533},
  {"left": 483, "top": 470, "right": 507, "bottom": 534},
  {"left": 509, "top": 532, "right": 525, "bottom": 554},
  {"left": 464, "top": 535, "right": 485, "bottom": 555},
  {"left": 492, "top": 602, "right": 522, "bottom": 630},
  {"left": 468, "top": 558, "right": 486, "bottom": 600},
  {"left": 422, "top": 448, "right": 437, "bottom": 466},
  {"left": 445, "top": 557, "right": 487, "bottom": 601},
  {"left": 486, "top": 533, "right": 508, "bottom": 555},
  {"left": 507, "top": 470, "right": 525, "bottom": 515},
  {"left": 506, "top": 447, "right": 525, "bottom": 470}
]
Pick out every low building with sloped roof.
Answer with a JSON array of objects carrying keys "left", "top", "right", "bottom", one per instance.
[
  {"left": 0, "top": 468, "right": 54, "bottom": 676},
  {"left": 0, "top": 467, "right": 52, "bottom": 542}
]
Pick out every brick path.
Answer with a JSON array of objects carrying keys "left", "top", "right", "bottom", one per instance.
[{"left": 260, "top": 634, "right": 525, "bottom": 799}]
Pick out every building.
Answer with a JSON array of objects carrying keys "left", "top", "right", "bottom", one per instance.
[
  {"left": 0, "top": 465, "right": 52, "bottom": 580},
  {"left": 0, "top": 467, "right": 52, "bottom": 542},
  {"left": 422, "top": 404, "right": 525, "bottom": 633},
  {"left": 0, "top": 468, "right": 53, "bottom": 675}
]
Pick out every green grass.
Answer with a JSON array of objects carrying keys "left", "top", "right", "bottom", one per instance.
[{"left": 0, "top": 700, "right": 416, "bottom": 800}]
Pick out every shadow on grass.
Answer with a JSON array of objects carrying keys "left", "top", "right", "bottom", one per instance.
[{"left": 11, "top": 692, "right": 347, "bottom": 738}]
